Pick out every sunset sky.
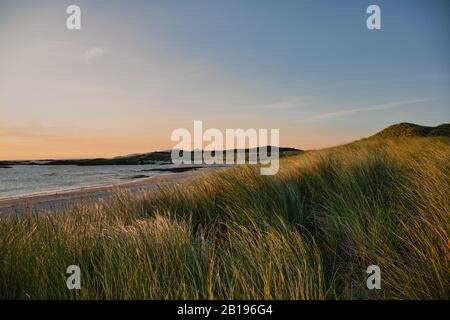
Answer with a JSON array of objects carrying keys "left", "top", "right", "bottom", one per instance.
[{"left": 0, "top": 0, "right": 449, "bottom": 160}]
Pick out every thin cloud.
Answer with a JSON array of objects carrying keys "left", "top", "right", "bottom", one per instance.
[
  {"left": 244, "top": 96, "right": 313, "bottom": 111},
  {"left": 33, "top": 40, "right": 109, "bottom": 64},
  {"left": 302, "top": 98, "right": 438, "bottom": 122},
  {"left": 82, "top": 47, "right": 109, "bottom": 64}
]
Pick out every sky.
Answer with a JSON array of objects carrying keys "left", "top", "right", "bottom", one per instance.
[{"left": 0, "top": 0, "right": 449, "bottom": 160}]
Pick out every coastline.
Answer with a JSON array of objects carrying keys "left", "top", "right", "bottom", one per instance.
[{"left": 0, "top": 168, "right": 218, "bottom": 215}]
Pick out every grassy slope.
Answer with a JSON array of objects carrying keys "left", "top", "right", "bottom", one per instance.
[
  {"left": 373, "top": 122, "right": 450, "bottom": 138},
  {"left": 0, "top": 137, "right": 448, "bottom": 299}
]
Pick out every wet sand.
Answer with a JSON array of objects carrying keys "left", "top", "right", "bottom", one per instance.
[{"left": 0, "top": 168, "right": 217, "bottom": 215}]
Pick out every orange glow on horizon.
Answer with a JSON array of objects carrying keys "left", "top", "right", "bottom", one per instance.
[{"left": 0, "top": 131, "right": 356, "bottom": 161}]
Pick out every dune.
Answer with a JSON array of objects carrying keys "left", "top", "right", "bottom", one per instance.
[{"left": 0, "top": 123, "right": 448, "bottom": 299}]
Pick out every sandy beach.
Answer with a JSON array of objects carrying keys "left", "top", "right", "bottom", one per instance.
[{"left": 0, "top": 168, "right": 216, "bottom": 215}]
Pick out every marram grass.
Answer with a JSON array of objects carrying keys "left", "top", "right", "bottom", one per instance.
[{"left": 0, "top": 137, "right": 448, "bottom": 299}]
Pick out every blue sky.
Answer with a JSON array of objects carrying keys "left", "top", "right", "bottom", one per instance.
[{"left": 0, "top": 0, "right": 449, "bottom": 159}]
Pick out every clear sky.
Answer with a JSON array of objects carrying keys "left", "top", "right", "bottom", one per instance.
[{"left": 0, "top": 0, "right": 449, "bottom": 160}]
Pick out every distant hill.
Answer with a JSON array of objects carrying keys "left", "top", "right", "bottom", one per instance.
[
  {"left": 0, "top": 146, "right": 302, "bottom": 166},
  {"left": 372, "top": 123, "right": 450, "bottom": 139}
]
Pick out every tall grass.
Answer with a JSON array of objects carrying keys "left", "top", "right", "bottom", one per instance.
[{"left": 0, "top": 137, "right": 448, "bottom": 299}]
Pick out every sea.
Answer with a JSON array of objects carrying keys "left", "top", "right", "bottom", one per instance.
[{"left": 0, "top": 164, "right": 172, "bottom": 199}]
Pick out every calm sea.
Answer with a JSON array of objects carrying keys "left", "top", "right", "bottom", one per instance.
[{"left": 0, "top": 164, "right": 169, "bottom": 199}]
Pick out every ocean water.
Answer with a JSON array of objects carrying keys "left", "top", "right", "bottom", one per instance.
[{"left": 0, "top": 164, "right": 170, "bottom": 199}]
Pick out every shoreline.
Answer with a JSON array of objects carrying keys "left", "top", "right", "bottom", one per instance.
[
  {"left": 0, "top": 172, "right": 179, "bottom": 202},
  {"left": 0, "top": 168, "right": 219, "bottom": 215}
]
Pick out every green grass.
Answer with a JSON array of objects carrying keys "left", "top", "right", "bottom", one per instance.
[{"left": 0, "top": 137, "right": 448, "bottom": 299}]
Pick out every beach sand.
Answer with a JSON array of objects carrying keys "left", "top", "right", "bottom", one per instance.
[{"left": 0, "top": 168, "right": 218, "bottom": 215}]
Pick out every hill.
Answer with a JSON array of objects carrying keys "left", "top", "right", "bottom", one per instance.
[
  {"left": 372, "top": 122, "right": 450, "bottom": 138},
  {"left": 38, "top": 147, "right": 302, "bottom": 166}
]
